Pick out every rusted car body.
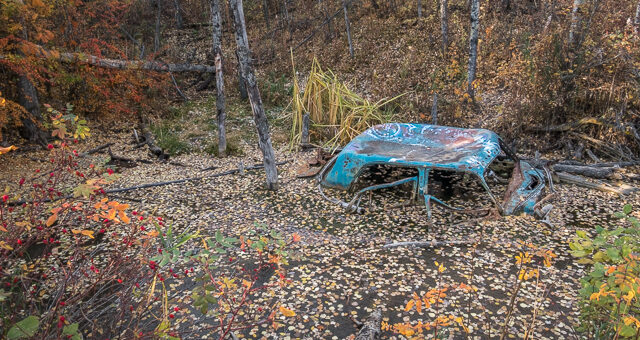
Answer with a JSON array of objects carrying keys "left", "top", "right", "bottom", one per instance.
[{"left": 317, "top": 123, "right": 548, "bottom": 218}]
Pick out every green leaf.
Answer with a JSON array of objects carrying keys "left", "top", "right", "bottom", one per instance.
[
  {"left": 576, "top": 230, "right": 587, "bottom": 238},
  {"left": 606, "top": 248, "right": 621, "bottom": 262},
  {"left": 595, "top": 225, "right": 604, "bottom": 233},
  {"left": 7, "top": 316, "right": 39, "bottom": 339},
  {"left": 62, "top": 323, "right": 79, "bottom": 336},
  {"left": 577, "top": 258, "right": 594, "bottom": 265},
  {"left": 623, "top": 204, "right": 632, "bottom": 215},
  {"left": 620, "top": 324, "right": 636, "bottom": 337},
  {"left": 215, "top": 231, "right": 223, "bottom": 243},
  {"left": 613, "top": 212, "right": 626, "bottom": 219}
]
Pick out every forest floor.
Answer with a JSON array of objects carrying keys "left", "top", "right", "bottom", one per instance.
[{"left": 2, "top": 96, "right": 639, "bottom": 339}]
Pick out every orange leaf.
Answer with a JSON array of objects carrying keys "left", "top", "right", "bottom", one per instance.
[
  {"left": 46, "top": 213, "right": 58, "bottom": 227},
  {"left": 0, "top": 225, "right": 7, "bottom": 232},
  {"left": 292, "top": 233, "right": 301, "bottom": 242},
  {"left": 404, "top": 299, "right": 415, "bottom": 312},
  {"left": 118, "top": 210, "right": 130, "bottom": 224},
  {"left": 0, "top": 145, "right": 17, "bottom": 155},
  {"left": 279, "top": 306, "right": 295, "bottom": 317}
]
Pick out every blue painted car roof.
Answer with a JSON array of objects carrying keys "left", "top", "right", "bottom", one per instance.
[{"left": 322, "top": 123, "right": 502, "bottom": 189}]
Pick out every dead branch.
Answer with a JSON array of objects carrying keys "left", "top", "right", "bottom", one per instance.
[
  {"left": 554, "top": 172, "right": 638, "bottom": 196},
  {"left": 80, "top": 143, "right": 114, "bottom": 157},
  {"left": 6, "top": 161, "right": 290, "bottom": 206},
  {"left": 0, "top": 48, "right": 215, "bottom": 73}
]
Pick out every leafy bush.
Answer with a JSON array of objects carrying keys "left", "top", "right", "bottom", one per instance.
[
  {"left": 570, "top": 204, "right": 640, "bottom": 338},
  {"left": 0, "top": 106, "right": 299, "bottom": 339}
]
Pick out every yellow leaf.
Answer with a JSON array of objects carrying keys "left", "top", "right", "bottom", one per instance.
[
  {"left": 0, "top": 241, "right": 13, "bottom": 250},
  {"left": 46, "top": 213, "right": 58, "bottom": 227},
  {"left": 81, "top": 230, "right": 95, "bottom": 239},
  {"left": 279, "top": 306, "right": 295, "bottom": 317}
]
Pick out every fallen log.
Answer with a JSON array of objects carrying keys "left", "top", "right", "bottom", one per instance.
[
  {"left": 554, "top": 172, "right": 638, "bottom": 196},
  {"left": 354, "top": 308, "right": 382, "bottom": 340},
  {"left": 141, "top": 127, "right": 169, "bottom": 160},
  {"left": 551, "top": 164, "right": 620, "bottom": 179},
  {"left": 1, "top": 48, "right": 215, "bottom": 73}
]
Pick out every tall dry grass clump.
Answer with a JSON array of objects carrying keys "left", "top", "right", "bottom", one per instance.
[{"left": 289, "top": 56, "right": 403, "bottom": 149}]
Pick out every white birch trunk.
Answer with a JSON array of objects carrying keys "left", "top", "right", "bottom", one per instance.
[{"left": 467, "top": 0, "right": 479, "bottom": 97}]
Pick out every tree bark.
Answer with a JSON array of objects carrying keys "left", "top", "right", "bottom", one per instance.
[
  {"left": 467, "top": 0, "right": 479, "bottom": 97},
  {"left": 210, "top": 0, "right": 227, "bottom": 156},
  {"left": 174, "top": 0, "right": 184, "bottom": 29},
  {"left": 154, "top": 0, "right": 162, "bottom": 53},
  {"left": 17, "top": 75, "right": 48, "bottom": 145},
  {"left": 262, "top": 0, "right": 271, "bottom": 29},
  {"left": 568, "top": 0, "right": 584, "bottom": 47},
  {"left": 417, "top": 0, "right": 422, "bottom": 18},
  {"left": 229, "top": 0, "right": 279, "bottom": 190},
  {"left": 0, "top": 52, "right": 216, "bottom": 73},
  {"left": 343, "top": 0, "right": 354, "bottom": 57},
  {"left": 440, "top": 0, "right": 449, "bottom": 55},
  {"left": 635, "top": 0, "right": 640, "bottom": 35}
]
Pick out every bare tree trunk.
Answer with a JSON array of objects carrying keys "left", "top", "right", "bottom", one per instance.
[
  {"left": 634, "top": 0, "right": 640, "bottom": 35},
  {"left": 467, "top": 0, "right": 479, "bottom": 97},
  {"left": 568, "top": 0, "right": 584, "bottom": 47},
  {"left": 319, "top": 0, "right": 333, "bottom": 39},
  {"left": 17, "top": 76, "right": 47, "bottom": 145},
  {"left": 262, "top": 0, "right": 270, "bottom": 29},
  {"left": 229, "top": 0, "right": 279, "bottom": 190},
  {"left": 417, "top": 0, "right": 422, "bottom": 18},
  {"left": 440, "top": 0, "right": 449, "bottom": 55},
  {"left": 174, "top": 0, "right": 184, "bottom": 28},
  {"left": 343, "top": 0, "right": 354, "bottom": 57},
  {"left": 154, "top": 0, "right": 162, "bottom": 53},
  {"left": 210, "top": 0, "right": 227, "bottom": 156}
]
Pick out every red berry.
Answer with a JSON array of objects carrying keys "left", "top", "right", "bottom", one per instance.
[
  {"left": 47, "top": 144, "right": 54, "bottom": 149},
  {"left": 169, "top": 314, "right": 174, "bottom": 319}
]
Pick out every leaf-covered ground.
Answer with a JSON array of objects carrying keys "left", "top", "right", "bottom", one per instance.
[{"left": 5, "top": 132, "right": 638, "bottom": 339}]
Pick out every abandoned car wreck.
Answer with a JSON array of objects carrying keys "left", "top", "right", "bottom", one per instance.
[{"left": 317, "top": 123, "right": 551, "bottom": 219}]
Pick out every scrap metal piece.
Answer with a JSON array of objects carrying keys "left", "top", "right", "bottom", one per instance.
[{"left": 317, "top": 123, "right": 549, "bottom": 218}]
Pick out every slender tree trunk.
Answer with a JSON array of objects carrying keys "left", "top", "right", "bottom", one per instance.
[
  {"left": 417, "top": 0, "right": 422, "bottom": 18},
  {"left": 634, "top": 0, "right": 640, "bottom": 35},
  {"left": 467, "top": 0, "right": 479, "bottom": 97},
  {"left": 343, "top": 0, "right": 354, "bottom": 57},
  {"left": 174, "top": 0, "right": 184, "bottom": 28},
  {"left": 17, "top": 76, "right": 47, "bottom": 145},
  {"left": 319, "top": 0, "right": 333, "bottom": 39},
  {"left": 262, "top": 0, "right": 270, "bottom": 29},
  {"left": 568, "top": 0, "right": 584, "bottom": 47},
  {"left": 210, "top": 0, "right": 227, "bottom": 156},
  {"left": 154, "top": 0, "right": 162, "bottom": 53},
  {"left": 229, "top": 0, "right": 279, "bottom": 190},
  {"left": 440, "top": 0, "right": 449, "bottom": 55}
]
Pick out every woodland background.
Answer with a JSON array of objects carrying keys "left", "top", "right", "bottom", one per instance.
[{"left": 1, "top": 0, "right": 639, "bottom": 153}]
